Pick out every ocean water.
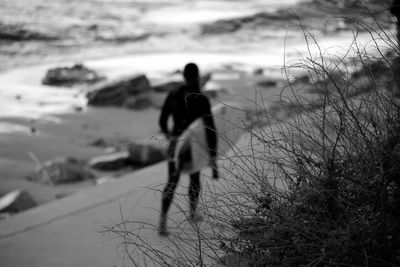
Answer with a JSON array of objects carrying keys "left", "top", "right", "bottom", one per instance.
[
  {"left": 0, "top": 0, "right": 304, "bottom": 49},
  {"left": 0, "top": 0, "right": 392, "bottom": 123},
  {"left": 140, "top": 0, "right": 303, "bottom": 24}
]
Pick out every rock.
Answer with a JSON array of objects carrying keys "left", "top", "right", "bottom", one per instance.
[
  {"left": 253, "top": 68, "right": 264, "bottom": 75},
  {"left": 385, "top": 50, "right": 396, "bottom": 59},
  {"left": 88, "top": 141, "right": 168, "bottom": 171},
  {"left": 86, "top": 74, "right": 151, "bottom": 106},
  {"left": 74, "top": 106, "right": 84, "bottom": 112},
  {"left": 351, "top": 60, "right": 390, "bottom": 80},
  {"left": 256, "top": 80, "right": 278, "bottom": 88},
  {"left": 90, "top": 138, "right": 109, "bottom": 148},
  {"left": 152, "top": 74, "right": 212, "bottom": 93},
  {"left": 153, "top": 81, "right": 183, "bottom": 93},
  {"left": 97, "top": 33, "right": 151, "bottom": 43},
  {"left": 322, "top": 18, "right": 348, "bottom": 33},
  {"left": 42, "top": 63, "right": 105, "bottom": 87},
  {"left": 88, "top": 151, "right": 131, "bottom": 171},
  {"left": 89, "top": 137, "right": 113, "bottom": 148},
  {"left": 148, "top": 92, "right": 168, "bottom": 109},
  {"left": 0, "top": 190, "right": 37, "bottom": 213},
  {"left": 0, "top": 213, "right": 10, "bottom": 220},
  {"left": 201, "top": 11, "right": 298, "bottom": 35},
  {"left": 201, "top": 20, "right": 241, "bottom": 34},
  {"left": 88, "top": 138, "right": 131, "bottom": 152},
  {"left": 293, "top": 75, "right": 311, "bottom": 85},
  {"left": 28, "top": 157, "right": 94, "bottom": 185},
  {"left": 128, "top": 142, "right": 168, "bottom": 166},
  {"left": 123, "top": 95, "right": 153, "bottom": 110},
  {"left": 0, "top": 23, "right": 57, "bottom": 41},
  {"left": 55, "top": 192, "right": 72, "bottom": 199}
]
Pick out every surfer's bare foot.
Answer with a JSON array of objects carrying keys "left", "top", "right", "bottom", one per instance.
[
  {"left": 159, "top": 215, "right": 169, "bottom": 236},
  {"left": 211, "top": 160, "right": 219, "bottom": 180},
  {"left": 159, "top": 228, "right": 169, "bottom": 236},
  {"left": 189, "top": 212, "right": 203, "bottom": 223},
  {"left": 212, "top": 167, "right": 219, "bottom": 180}
]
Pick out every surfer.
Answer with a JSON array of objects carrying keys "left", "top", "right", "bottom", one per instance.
[{"left": 158, "top": 62, "right": 218, "bottom": 236}]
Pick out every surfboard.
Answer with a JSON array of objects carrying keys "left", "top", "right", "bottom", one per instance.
[{"left": 174, "top": 102, "right": 245, "bottom": 174}]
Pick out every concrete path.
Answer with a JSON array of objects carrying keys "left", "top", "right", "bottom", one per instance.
[{"left": 0, "top": 162, "right": 184, "bottom": 267}]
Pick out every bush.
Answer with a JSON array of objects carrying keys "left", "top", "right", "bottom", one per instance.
[{"left": 221, "top": 20, "right": 400, "bottom": 267}]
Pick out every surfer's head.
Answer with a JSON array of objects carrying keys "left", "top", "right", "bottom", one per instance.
[{"left": 183, "top": 63, "right": 200, "bottom": 91}]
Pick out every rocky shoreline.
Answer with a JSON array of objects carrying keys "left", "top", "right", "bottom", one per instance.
[{"left": 201, "top": 0, "right": 393, "bottom": 35}]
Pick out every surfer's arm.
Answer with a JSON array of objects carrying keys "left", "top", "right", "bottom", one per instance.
[
  {"left": 203, "top": 114, "right": 217, "bottom": 159},
  {"left": 159, "top": 94, "right": 171, "bottom": 136},
  {"left": 203, "top": 111, "right": 219, "bottom": 180}
]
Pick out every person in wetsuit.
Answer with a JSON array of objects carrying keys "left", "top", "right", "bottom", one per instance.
[{"left": 158, "top": 62, "right": 218, "bottom": 236}]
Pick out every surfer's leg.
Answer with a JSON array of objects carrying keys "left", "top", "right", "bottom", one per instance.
[
  {"left": 159, "top": 138, "right": 180, "bottom": 235},
  {"left": 159, "top": 161, "right": 180, "bottom": 235},
  {"left": 162, "top": 161, "right": 180, "bottom": 215},
  {"left": 188, "top": 172, "right": 201, "bottom": 221}
]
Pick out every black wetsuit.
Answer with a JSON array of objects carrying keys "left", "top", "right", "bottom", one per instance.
[
  {"left": 159, "top": 85, "right": 217, "bottom": 152},
  {"left": 159, "top": 84, "right": 217, "bottom": 217}
]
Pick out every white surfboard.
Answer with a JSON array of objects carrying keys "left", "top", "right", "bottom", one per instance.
[{"left": 174, "top": 102, "right": 245, "bottom": 174}]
